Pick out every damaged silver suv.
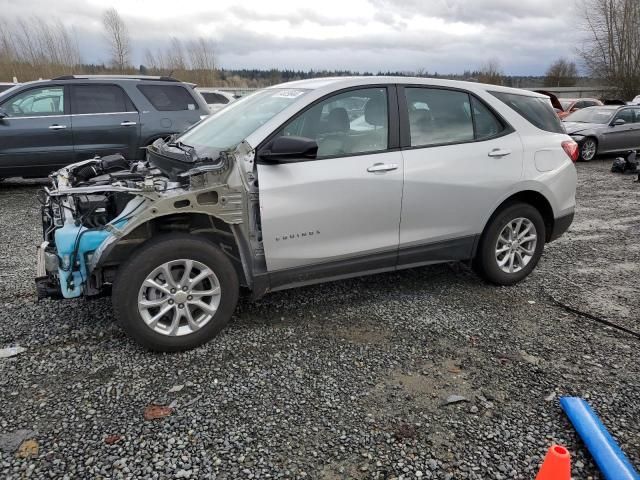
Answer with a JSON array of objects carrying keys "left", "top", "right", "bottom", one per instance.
[{"left": 37, "top": 77, "right": 577, "bottom": 351}]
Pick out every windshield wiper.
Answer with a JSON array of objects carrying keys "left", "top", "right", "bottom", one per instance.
[{"left": 167, "top": 140, "right": 197, "bottom": 161}]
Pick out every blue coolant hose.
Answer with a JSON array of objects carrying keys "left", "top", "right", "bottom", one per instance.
[{"left": 560, "top": 397, "right": 640, "bottom": 480}]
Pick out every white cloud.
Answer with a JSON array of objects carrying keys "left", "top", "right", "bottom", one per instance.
[{"left": 0, "top": 0, "right": 582, "bottom": 74}]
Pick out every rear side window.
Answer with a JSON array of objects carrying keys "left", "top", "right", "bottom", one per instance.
[
  {"left": 71, "top": 85, "right": 135, "bottom": 114},
  {"left": 405, "top": 88, "right": 474, "bottom": 147},
  {"left": 471, "top": 96, "right": 505, "bottom": 140},
  {"left": 491, "top": 91, "right": 564, "bottom": 133},
  {"left": 137, "top": 85, "right": 199, "bottom": 111},
  {"left": 201, "top": 92, "right": 229, "bottom": 104}
]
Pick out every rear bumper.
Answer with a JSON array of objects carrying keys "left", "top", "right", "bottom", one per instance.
[{"left": 548, "top": 212, "right": 574, "bottom": 242}]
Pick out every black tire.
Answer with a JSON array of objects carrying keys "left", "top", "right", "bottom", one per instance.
[
  {"left": 474, "top": 203, "right": 545, "bottom": 285},
  {"left": 112, "top": 234, "right": 239, "bottom": 352},
  {"left": 579, "top": 137, "right": 598, "bottom": 162}
]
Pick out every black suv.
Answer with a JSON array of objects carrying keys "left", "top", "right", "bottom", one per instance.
[{"left": 0, "top": 75, "right": 209, "bottom": 179}]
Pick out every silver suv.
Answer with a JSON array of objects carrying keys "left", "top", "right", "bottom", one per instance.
[{"left": 36, "top": 77, "right": 577, "bottom": 351}]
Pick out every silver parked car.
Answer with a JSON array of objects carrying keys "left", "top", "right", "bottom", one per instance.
[
  {"left": 563, "top": 105, "right": 640, "bottom": 161},
  {"left": 37, "top": 77, "right": 577, "bottom": 351}
]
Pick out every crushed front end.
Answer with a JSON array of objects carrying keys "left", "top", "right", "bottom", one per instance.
[{"left": 36, "top": 141, "right": 254, "bottom": 300}]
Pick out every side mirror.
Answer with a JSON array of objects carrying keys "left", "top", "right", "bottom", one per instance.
[
  {"left": 0, "top": 107, "right": 7, "bottom": 119},
  {"left": 258, "top": 136, "right": 318, "bottom": 163},
  {"left": 613, "top": 118, "right": 626, "bottom": 126}
]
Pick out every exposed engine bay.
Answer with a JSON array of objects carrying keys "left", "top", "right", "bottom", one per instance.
[{"left": 36, "top": 140, "right": 263, "bottom": 300}]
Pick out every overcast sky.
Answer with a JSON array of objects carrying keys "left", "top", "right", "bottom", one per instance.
[{"left": 0, "top": 0, "right": 581, "bottom": 75}]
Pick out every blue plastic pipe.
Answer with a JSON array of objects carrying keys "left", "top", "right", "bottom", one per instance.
[{"left": 560, "top": 397, "right": 640, "bottom": 480}]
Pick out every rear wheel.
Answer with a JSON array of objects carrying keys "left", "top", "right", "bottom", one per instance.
[
  {"left": 113, "top": 234, "right": 239, "bottom": 351},
  {"left": 474, "top": 203, "right": 545, "bottom": 285},
  {"left": 580, "top": 138, "right": 597, "bottom": 161}
]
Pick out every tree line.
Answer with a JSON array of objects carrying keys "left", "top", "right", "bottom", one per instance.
[{"left": 1, "top": 0, "right": 639, "bottom": 96}]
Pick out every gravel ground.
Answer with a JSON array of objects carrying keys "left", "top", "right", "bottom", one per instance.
[{"left": 0, "top": 160, "right": 639, "bottom": 479}]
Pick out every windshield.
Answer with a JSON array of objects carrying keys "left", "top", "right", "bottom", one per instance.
[
  {"left": 565, "top": 107, "right": 614, "bottom": 124},
  {"left": 177, "top": 88, "right": 310, "bottom": 158}
]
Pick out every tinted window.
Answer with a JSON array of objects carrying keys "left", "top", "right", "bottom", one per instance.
[
  {"left": 201, "top": 92, "right": 229, "bottom": 104},
  {"left": 405, "top": 88, "right": 474, "bottom": 147},
  {"left": 278, "top": 88, "right": 388, "bottom": 158},
  {"left": 72, "top": 85, "right": 134, "bottom": 114},
  {"left": 492, "top": 91, "right": 565, "bottom": 133},
  {"left": 573, "top": 101, "right": 586, "bottom": 109},
  {"left": 614, "top": 109, "right": 635, "bottom": 124},
  {"left": 2, "top": 86, "right": 64, "bottom": 117},
  {"left": 138, "top": 85, "right": 198, "bottom": 111},
  {"left": 471, "top": 96, "right": 505, "bottom": 140}
]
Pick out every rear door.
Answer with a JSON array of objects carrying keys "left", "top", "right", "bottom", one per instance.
[
  {"left": 0, "top": 85, "right": 73, "bottom": 178},
  {"left": 397, "top": 86, "right": 523, "bottom": 264},
  {"left": 258, "top": 86, "right": 404, "bottom": 276},
  {"left": 70, "top": 84, "right": 140, "bottom": 160}
]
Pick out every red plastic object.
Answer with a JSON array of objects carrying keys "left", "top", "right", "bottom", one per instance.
[{"left": 536, "top": 444, "right": 571, "bottom": 480}]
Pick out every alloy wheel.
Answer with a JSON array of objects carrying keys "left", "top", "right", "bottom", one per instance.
[
  {"left": 581, "top": 139, "right": 596, "bottom": 161},
  {"left": 494, "top": 218, "right": 538, "bottom": 274},
  {"left": 137, "top": 259, "right": 221, "bottom": 336}
]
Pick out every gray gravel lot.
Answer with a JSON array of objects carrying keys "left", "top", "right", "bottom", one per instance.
[{"left": 1, "top": 160, "right": 639, "bottom": 479}]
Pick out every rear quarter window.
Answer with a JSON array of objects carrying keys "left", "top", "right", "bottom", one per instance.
[
  {"left": 491, "top": 91, "right": 565, "bottom": 134},
  {"left": 137, "top": 85, "right": 199, "bottom": 111}
]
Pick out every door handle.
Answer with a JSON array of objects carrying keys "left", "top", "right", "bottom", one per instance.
[
  {"left": 488, "top": 148, "right": 511, "bottom": 158},
  {"left": 48, "top": 124, "right": 67, "bottom": 130},
  {"left": 367, "top": 163, "right": 398, "bottom": 173},
  {"left": 120, "top": 121, "right": 137, "bottom": 126}
]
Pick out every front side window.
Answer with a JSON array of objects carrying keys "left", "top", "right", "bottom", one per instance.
[
  {"left": 492, "top": 91, "right": 565, "bottom": 134},
  {"left": 614, "top": 109, "right": 635, "bottom": 124},
  {"left": 72, "top": 85, "right": 134, "bottom": 114},
  {"left": 2, "top": 86, "right": 64, "bottom": 117},
  {"left": 277, "top": 87, "right": 388, "bottom": 158},
  {"left": 138, "top": 85, "right": 199, "bottom": 111},
  {"left": 405, "top": 88, "right": 474, "bottom": 147}
]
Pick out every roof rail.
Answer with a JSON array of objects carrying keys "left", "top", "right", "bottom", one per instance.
[{"left": 51, "top": 75, "right": 180, "bottom": 82}]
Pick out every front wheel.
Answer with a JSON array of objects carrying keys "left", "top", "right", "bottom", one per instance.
[
  {"left": 474, "top": 203, "right": 545, "bottom": 285},
  {"left": 112, "top": 234, "right": 239, "bottom": 351},
  {"left": 580, "top": 138, "right": 597, "bottom": 161}
]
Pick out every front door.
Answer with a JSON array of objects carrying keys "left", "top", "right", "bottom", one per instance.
[
  {"left": 257, "top": 86, "right": 404, "bottom": 276},
  {"left": 605, "top": 107, "right": 640, "bottom": 151},
  {"left": 397, "top": 86, "right": 524, "bottom": 264},
  {"left": 0, "top": 85, "right": 73, "bottom": 178},
  {"left": 70, "top": 84, "right": 140, "bottom": 161}
]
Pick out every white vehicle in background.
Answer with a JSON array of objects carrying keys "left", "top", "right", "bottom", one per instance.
[
  {"left": 631, "top": 95, "right": 640, "bottom": 105},
  {"left": 196, "top": 88, "right": 236, "bottom": 114}
]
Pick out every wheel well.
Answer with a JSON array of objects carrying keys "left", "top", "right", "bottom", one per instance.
[
  {"left": 485, "top": 191, "right": 555, "bottom": 242},
  {"left": 100, "top": 213, "right": 248, "bottom": 286}
]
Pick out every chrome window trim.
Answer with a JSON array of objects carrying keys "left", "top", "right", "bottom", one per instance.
[
  {"left": 3, "top": 114, "right": 71, "bottom": 120},
  {"left": 71, "top": 111, "right": 137, "bottom": 117},
  {"left": 4, "top": 111, "right": 136, "bottom": 120}
]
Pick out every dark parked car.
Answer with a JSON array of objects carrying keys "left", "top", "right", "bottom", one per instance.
[
  {"left": 0, "top": 83, "right": 17, "bottom": 94},
  {"left": 563, "top": 105, "right": 640, "bottom": 161},
  {"left": 0, "top": 75, "right": 209, "bottom": 179}
]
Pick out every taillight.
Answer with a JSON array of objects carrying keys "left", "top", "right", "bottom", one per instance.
[{"left": 562, "top": 140, "right": 579, "bottom": 163}]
